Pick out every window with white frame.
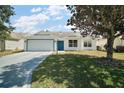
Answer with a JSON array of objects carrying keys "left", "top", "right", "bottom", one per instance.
[
  {"left": 84, "top": 40, "right": 92, "bottom": 47},
  {"left": 69, "top": 40, "right": 78, "bottom": 47}
]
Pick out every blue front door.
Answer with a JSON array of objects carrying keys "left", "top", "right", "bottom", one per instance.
[{"left": 57, "top": 41, "right": 64, "bottom": 51}]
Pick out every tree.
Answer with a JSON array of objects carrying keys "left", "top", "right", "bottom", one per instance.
[
  {"left": 67, "top": 5, "right": 124, "bottom": 61},
  {"left": 0, "top": 5, "right": 15, "bottom": 51}
]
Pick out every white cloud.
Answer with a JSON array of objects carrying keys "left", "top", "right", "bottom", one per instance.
[
  {"left": 13, "top": 6, "right": 71, "bottom": 33},
  {"left": 14, "top": 25, "right": 41, "bottom": 34},
  {"left": 47, "top": 5, "right": 66, "bottom": 16},
  {"left": 13, "top": 13, "right": 49, "bottom": 27},
  {"left": 31, "top": 7, "right": 42, "bottom": 13},
  {"left": 45, "top": 5, "right": 70, "bottom": 21},
  {"left": 55, "top": 16, "right": 63, "bottom": 20},
  {"left": 30, "top": 5, "right": 70, "bottom": 20},
  {"left": 13, "top": 13, "right": 49, "bottom": 33},
  {"left": 47, "top": 25, "right": 73, "bottom": 31},
  {"left": 23, "top": 27, "right": 41, "bottom": 34}
]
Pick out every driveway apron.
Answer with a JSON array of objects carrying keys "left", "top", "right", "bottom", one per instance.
[{"left": 0, "top": 52, "right": 52, "bottom": 88}]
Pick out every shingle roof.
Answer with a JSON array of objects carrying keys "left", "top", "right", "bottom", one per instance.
[
  {"left": 34, "top": 31, "right": 82, "bottom": 38},
  {"left": 10, "top": 32, "right": 31, "bottom": 39}
]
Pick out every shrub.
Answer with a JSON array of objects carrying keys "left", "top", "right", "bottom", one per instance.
[
  {"left": 115, "top": 46, "right": 124, "bottom": 52},
  {"left": 97, "top": 46, "right": 102, "bottom": 51},
  {"left": 104, "top": 44, "right": 107, "bottom": 50}
]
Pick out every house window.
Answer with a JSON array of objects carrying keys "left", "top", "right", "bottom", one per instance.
[
  {"left": 69, "top": 40, "right": 78, "bottom": 47},
  {"left": 84, "top": 40, "right": 92, "bottom": 47}
]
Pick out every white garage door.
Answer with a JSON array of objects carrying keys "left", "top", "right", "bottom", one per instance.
[{"left": 27, "top": 39, "right": 54, "bottom": 51}]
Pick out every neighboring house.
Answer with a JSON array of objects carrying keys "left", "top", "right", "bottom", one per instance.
[
  {"left": 96, "top": 37, "right": 124, "bottom": 50},
  {"left": 96, "top": 39, "right": 107, "bottom": 50},
  {"left": 25, "top": 31, "right": 97, "bottom": 51},
  {"left": 0, "top": 32, "right": 30, "bottom": 51},
  {"left": 5, "top": 39, "right": 24, "bottom": 50},
  {"left": 0, "top": 39, "right": 24, "bottom": 51},
  {"left": 113, "top": 37, "right": 124, "bottom": 48}
]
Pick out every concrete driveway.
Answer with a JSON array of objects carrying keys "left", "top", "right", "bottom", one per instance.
[{"left": 0, "top": 52, "right": 52, "bottom": 88}]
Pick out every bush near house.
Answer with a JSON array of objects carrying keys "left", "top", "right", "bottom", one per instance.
[
  {"left": 97, "top": 44, "right": 124, "bottom": 53},
  {"left": 115, "top": 46, "right": 124, "bottom": 52},
  {"left": 97, "top": 46, "right": 102, "bottom": 51}
]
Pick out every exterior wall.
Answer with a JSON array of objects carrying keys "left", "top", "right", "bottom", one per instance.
[
  {"left": 96, "top": 39, "right": 107, "bottom": 50},
  {"left": 63, "top": 37, "right": 96, "bottom": 51},
  {"left": 96, "top": 38, "right": 124, "bottom": 49},
  {"left": 26, "top": 33, "right": 97, "bottom": 51},
  {"left": 64, "top": 38, "right": 82, "bottom": 51},
  {"left": 54, "top": 40, "right": 57, "bottom": 51},
  {"left": 5, "top": 39, "right": 24, "bottom": 50},
  {"left": 18, "top": 39, "right": 24, "bottom": 50},
  {"left": 113, "top": 38, "right": 123, "bottom": 48},
  {"left": 122, "top": 40, "right": 124, "bottom": 45},
  {"left": 25, "top": 37, "right": 97, "bottom": 51},
  {"left": 24, "top": 40, "right": 27, "bottom": 51},
  {"left": 82, "top": 37, "right": 96, "bottom": 50}
]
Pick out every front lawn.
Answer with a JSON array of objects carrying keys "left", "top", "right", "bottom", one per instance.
[{"left": 31, "top": 51, "right": 124, "bottom": 88}]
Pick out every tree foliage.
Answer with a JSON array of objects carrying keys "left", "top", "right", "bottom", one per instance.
[
  {"left": 0, "top": 5, "right": 15, "bottom": 40},
  {"left": 0, "top": 5, "right": 15, "bottom": 51},
  {"left": 67, "top": 5, "right": 124, "bottom": 60}
]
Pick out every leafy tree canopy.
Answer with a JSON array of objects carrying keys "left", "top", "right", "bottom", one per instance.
[
  {"left": 0, "top": 5, "right": 15, "bottom": 40},
  {"left": 67, "top": 5, "right": 124, "bottom": 60},
  {"left": 67, "top": 5, "right": 124, "bottom": 38}
]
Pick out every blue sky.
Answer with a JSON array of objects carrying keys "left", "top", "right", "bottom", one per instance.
[{"left": 10, "top": 5, "right": 72, "bottom": 34}]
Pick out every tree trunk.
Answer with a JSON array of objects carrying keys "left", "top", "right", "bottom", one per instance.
[{"left": 106, "top": 28, "right": 114, "bottom": 62}]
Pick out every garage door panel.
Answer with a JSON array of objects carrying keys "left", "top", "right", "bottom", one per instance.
[{"left": 27, "top": 39, "right": 54, "bottom": 51}]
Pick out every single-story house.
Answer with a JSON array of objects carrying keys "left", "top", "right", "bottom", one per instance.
[
  {"left": 96, "top": 36, "right": 124, "bottom": 50},
  {"left": 25, "top": 31, "right": 97, "bottom": 51},
  {"left": 0, "top": 32, "right": 30, "bottom": 51},
  {"left": 0, "top": 39, "right": 24, "bottom": 51},
  {"left": 113, "top": 37, "right": 124, "bottom": 48}
]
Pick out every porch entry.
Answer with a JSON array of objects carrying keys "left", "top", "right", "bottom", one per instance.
[{"left": 57, "top": 41, "right": 64, "bottom": 51}]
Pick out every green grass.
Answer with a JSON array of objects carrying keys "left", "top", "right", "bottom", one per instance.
[
  {"left": 66, "top": 50, "right": 124, "bottom": 60},
  {"left": 31, "top": 51, "right": 124, "bottom": 88},
  {"left": 0, "top": 50, "right": 23, "bottom": 57}
]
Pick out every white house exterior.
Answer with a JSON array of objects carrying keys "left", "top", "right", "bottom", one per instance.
[
  {"left": 25, "top": 31, "right": 97, "bottom": 51},
  {"left": 96, "top": 37, "right": 124, "bottom": 50},
  {"left": 0, "top": 39, "right": 24, "bottom": 51},
  {"left": 113, "top": 37, "right": 124, "bottom": 48},
  {"left": 96, "top": 39, "right": 107, "bottom": 50},
  {"left": 5, "top": 39, "right": 24, "bottom": 50},
  {"left": 0, "top": 32, "right": 30, "bottom": 51}
]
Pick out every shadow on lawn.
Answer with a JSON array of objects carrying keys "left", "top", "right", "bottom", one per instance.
[
  {"left": 32, "top": 54, "right": 124, "bottom": 88},
  {"left": 0, "top": 56, "right": 44, "bottom": 88}
]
